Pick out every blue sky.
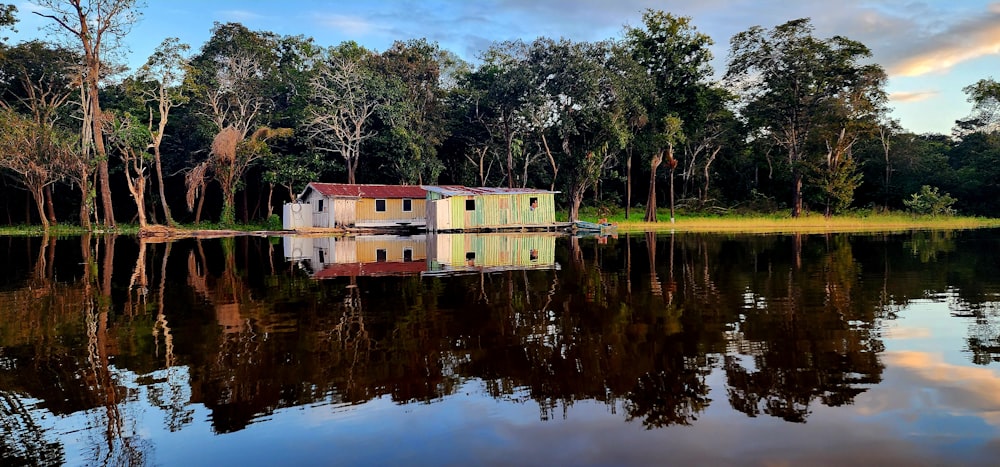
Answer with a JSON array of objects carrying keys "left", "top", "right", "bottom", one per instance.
[{"left": 8, "top": 0, "right": 1000, "bottom": 135}]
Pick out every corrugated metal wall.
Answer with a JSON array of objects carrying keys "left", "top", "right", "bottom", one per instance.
[
  {"left": 431, "top": 233, "right": 557, "bottom": 268},
  {"left": 452, "top": 193, "right": 555, "bottom": 229},
  {"left": 357, "top": 198, "right": 426, "bottom": 223}
]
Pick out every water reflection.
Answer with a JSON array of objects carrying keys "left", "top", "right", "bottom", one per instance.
[{"left": 0, "top": 230, "right": 998, "bottom": 464}]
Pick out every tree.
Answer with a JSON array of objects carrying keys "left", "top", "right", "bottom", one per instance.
[
  {"left": 0, "top": 108, "right": 70, "bottom": 229},
  {"left": 526, "top": 38, "right": 630, "bottom": 221},
  {"left": 210, "top": 125, "right": 291, "bottom": 225},
  {"left": 624, "top": 10, "right": 714, "bottom": 222},
  {"left": 304, "top": 44, "right": 391, "bottom": 184},
  {"left": 0, "top": 41, "right": 79, "bottom": 228},
  {"left": 103, "top": 111, "right": 151, "bottom": 227},
  {"left": 133, "top": 37, "right": 190, "bottom": 226},
  {"left": 371, "top": 39, "right": 450, "bottom": 184},
  {"left": 726, "top": 18, "right": 886, "bottom": 217},
  {"left": 644, "top": 116, "right": 683, "bottom": 222},
  {"left": 35, "top": 0, "right": 145, "bottom": 228},
  {"left": 468, "top": 41, "right": 536, "bottom": 188},
  {"left": 0, "top": 3, "right": 15, "bottom": 41},
  {"left": 956, "top": 79, "right": 1000, "bottom": 135}
]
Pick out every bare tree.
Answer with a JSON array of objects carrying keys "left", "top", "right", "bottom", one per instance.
[
  {"left": 304, "top": 55, "right": 388, "bottom": 184},
  {"left": 201, "top": 51, "right": 265, "bottom": 138},
  {"left": 134, "top": 37, "right": 190, "bottom": 226},
  {"left": 35, "top": 0, "right": 145, "bottom": 229}
]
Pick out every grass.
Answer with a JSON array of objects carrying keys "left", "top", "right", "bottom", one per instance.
[
  {"left": 0, "top": 221, "right": 270, "bottom": 237},
  {"left": 2, "top": 210, "right": 998, "bottom": 237},
  {"left": 564, "top": 207, "right": 1000, "bottom": 234}
]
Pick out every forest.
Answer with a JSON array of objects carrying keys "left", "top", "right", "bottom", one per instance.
[{"left": 2, "top": 1, "right": 1000, "bottom": 230}]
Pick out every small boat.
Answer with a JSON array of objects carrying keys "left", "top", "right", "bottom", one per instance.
[{"left": 572, "top": 219, "right": 618, "bottom": 236}]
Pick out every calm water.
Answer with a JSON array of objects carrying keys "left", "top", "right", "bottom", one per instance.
[{"left": 2, "top": 230, "right": 1000, "bottom": 466}]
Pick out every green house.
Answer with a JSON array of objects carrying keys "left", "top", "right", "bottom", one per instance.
[{"left": 423, "top": 185, "right": 558, "bottom": 232}]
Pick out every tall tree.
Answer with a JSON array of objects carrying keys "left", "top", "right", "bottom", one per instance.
[
  {"left": 35, "top": 0, "right": 145, "bottom": 228},
  {"left": 304, "top": 43, "right": 391, "bottom": 184},
  {"left": 726, "top": 18, "right": 885, "bottom": 217},
  {"left": 0, "top": 41, "right": 79, "bottom": 228},
  {"left": 371, "top": 38, "right": 450, "bottom": 184},
  {"left": 526, "top": 38, "right": 630, "bottom": 221},
  {"left": 468, "top": 41, "right": 536, "bottom": 188},
  {"left": 132, "top": 37, "right": 190, "bottom": 226},
  {"left": 624, "top": 10, "right": 714, "bottom": 222}
]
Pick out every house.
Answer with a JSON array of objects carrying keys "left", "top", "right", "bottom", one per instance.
[
  {"left": 294, "top": 183, "right": 427, "bottom": 228},
  {"left": 423, "top": 186, "right": 558, "bottom": 232},
  {"left": 283, "top": 234, "right": 428, "bottom": 278}
]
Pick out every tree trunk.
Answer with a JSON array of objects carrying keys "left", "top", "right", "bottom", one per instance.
[
  {"left": 195, "top": 193, "right": 205, "bottom": 225},
  {"left": 44, "top": 185, "right": 57, "bottom": 226},
  {"left": 669, "top": 165, "right": 676, "bottom": 223},
  {"left": 92, "top": 92, "right": 115, "bottom": 229},
  {"left": 645, "top": 150, "right": 664, "bottom": 222},
  {"left": 78, "top": 180, "right": 91, "bottom": 230},
  {"left": 791, "top": 168, "right": 803, "bottom": 218},
  {"left": 32, "top": 186, "right": 49, "bottom": 230},
  {"left": 625, "top": 149, "right": 632, "bottom": 220},
  {"left": 154, "top": 146, "right": 175, "bottom": 226},
  {"left": 266, "top": 183, "right": 274, "bottom": 218}
]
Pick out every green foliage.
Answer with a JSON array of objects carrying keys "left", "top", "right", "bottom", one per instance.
[
  {"left": 904, "top": 185, "right": 957, "bottom": 216},
  {"left": 265, "top": 213, "right": 282, "bottom": 230}
]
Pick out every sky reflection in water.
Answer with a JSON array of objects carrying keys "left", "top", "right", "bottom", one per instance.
[{"left": 1, "top": 230, "right": 999, "bottom": 465}]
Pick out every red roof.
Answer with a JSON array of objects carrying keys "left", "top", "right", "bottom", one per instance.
[
  {"left": 312, "top": 261, "right": 427, "bottom": 278},
  {"left": 307, "top": 183, "right": 426, "bottom": 199}
]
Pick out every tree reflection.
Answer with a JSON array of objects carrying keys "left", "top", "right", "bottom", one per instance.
[{"left": 9, "top": 229, "right": 1000, "bottom": 460}]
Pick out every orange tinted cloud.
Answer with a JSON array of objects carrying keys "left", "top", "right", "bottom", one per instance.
[
  {"left": 889, "top": 5, "right": 1000, "bottom": 77},
  {"left": 889, "top": 91, "right": 939, "bottom": 103}
]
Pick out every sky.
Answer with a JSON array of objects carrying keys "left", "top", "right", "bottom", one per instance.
[{"left": 6, "top": 0, "right": 1000, "bottom": 135}]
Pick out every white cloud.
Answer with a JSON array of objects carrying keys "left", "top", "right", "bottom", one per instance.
[{"left": 315, "top": 14, "right": 377, "bottom": 36}]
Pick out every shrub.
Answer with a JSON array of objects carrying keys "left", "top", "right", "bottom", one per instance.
[{"left": 904, "top": 185, "right": 957, "bottom": 216}]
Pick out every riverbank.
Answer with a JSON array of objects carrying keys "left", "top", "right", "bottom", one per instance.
[
  {"left": 1, "top": 212, "right": 998, "bottom": 237},
  {"left": 572, "top": 211, "right": 1000, "bottom": 234}
]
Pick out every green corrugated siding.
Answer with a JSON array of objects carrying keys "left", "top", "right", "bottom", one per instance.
[
  {"left": 439, "top": 233, "right": 556, "bottom": 267},
  {"left": 427, "top": 191, "right": 556, "bottom": 230}
]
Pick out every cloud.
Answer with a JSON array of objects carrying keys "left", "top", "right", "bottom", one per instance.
[
  {"left": 315, "top": 14, "right": 378, "bottom": 36},
  {"left": 881, "top": 4, "right": 1000, "bottom": 77},
  {"left": 217, "top": 9, "right": 264, "bottom": 22},
  {"left": 889, "top": 90, "right": 939, "bottom": 103},
  {"left": 885, "top": 350, "right": 1000, "bottom": 425}
]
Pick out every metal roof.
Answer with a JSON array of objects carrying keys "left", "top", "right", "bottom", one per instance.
[
  {"left": 421, "top": 185, "right": 558, "bottom": 197},
  {"left": 304, "top": 183, "right": 427, "bottom": 199}
]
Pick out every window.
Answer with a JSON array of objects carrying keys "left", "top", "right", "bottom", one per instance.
[
  {"left": 530, "top": 249, "right": 539, "bottom": 261},
  {"left": 376, "top": 249, "right": 387, "bottom": 262},
  {"left": 317, "top": 199, "right": 324, "bottom": 212},
  {"left": 375, "top": 199, "right": 387, "bottom": 212},
  {"left": 402, "top": 198, "right": 412, "bottom": 212},
  {"left": 318, "top": 249, "right": 325, "bottom": 264},
  {"left": 529, "top": 197, "right": 538, "bottom": 211},
  {"left": 403, "top": 248, "right": 413, "bottom": 262},
  {"left": 465, "top": 251, "right": 475, "bottom": 266},
  {"left": 465, "top": 198, "right": 476, "bottom": 211}
]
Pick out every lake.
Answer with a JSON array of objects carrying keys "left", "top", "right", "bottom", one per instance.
[{"left": 1, "top": 230, "right": 999, "bottom": 466}]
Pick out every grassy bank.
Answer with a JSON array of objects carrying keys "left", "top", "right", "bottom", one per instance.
[
  {"left": 0, "top": 222, "right": 269, "bottom": 237},
  {"left": 564, "top": 208, "right": 1000, "bottom": 234}
]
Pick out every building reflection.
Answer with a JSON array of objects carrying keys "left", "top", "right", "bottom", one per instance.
[{"left": 1, "top": 230, "right": 998, "bottom": 459}]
